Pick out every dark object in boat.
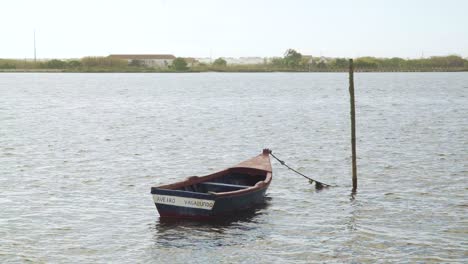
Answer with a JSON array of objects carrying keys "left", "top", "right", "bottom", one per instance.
[{"left": 151, "top": 149, "right": 272, "bottom": 219}]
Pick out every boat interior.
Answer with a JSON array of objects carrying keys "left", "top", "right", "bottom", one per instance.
[{"left": 180, "top": 169, "right": 268, "bottom": 194}]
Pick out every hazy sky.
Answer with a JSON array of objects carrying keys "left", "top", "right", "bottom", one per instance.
[{"left": 1, "top": 0, "right": 467, "bottom": 59}]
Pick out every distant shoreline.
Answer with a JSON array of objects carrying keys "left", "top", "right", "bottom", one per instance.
[
  {"left": 2, "top": 53, "right": 467, "bottom": 73},
  {"left": 1, "top": 68, "right": 467, "bottom": 73}
]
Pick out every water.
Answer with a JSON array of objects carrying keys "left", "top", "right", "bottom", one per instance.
[{"left": 0, "top": 72, "right": 466, "bottom": 263}]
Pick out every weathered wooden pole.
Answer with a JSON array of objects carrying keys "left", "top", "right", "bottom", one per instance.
[{"left": 349, "top": 59, "right": 357, "bottom": 192}]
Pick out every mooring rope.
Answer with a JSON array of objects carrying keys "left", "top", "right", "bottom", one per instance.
[{"left": 268, "top": 150, "right": 335, "bottom": 189}]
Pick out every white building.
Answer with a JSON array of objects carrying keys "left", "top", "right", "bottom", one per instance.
[
  {"left": 234, "top": 57, "right": 265, "bottom": 65},
  {"left": 195, "top": 57, "right": 266, "bottom": 65},
  {"left": 108, "top": 54, "right": 176, "bottom": 67}
]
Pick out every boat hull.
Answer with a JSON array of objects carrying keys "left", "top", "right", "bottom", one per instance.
[{"left": 151, "top": 185, "right": 269, "bottom": 219}]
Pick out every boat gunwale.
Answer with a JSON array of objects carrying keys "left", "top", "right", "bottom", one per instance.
[
  {"left": 152, "top": 168, "right": 271, "bottom": 197},
  {"left": 151, "top": 152, "right": 272, "bottom": 198}
]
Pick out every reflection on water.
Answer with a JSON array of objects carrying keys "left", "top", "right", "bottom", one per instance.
[{"left": 152, "top": 200, "right": 271, "bottom": 248}]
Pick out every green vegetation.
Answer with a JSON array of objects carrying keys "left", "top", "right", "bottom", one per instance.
[
  {"left": 1, "top": 51, "right": 467, "bottom": 72},
  {"left": 0, "top": 56, "right": 167, "bottom": 72},
  {"left": 213, "top": 58, "right": 227, "bottom": 67},
  {"left": 172, "top": 57, "right": 189, "bottom": 71},
  {"left": 254, "top": 49, "right": 468, "bottom": 72},
  {"left": 348, "top": 55, "right": 467, "bottom": 71},
  {"left": 283, "top": 49, "right": 302, "bottom": 68},
  {"left": 81, "top": 56, "right": 128, "bottom": 70}
]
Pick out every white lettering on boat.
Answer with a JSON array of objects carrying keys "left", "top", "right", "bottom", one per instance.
[{"left": 152, "top": 194, "right": 215, "bottom": 210}]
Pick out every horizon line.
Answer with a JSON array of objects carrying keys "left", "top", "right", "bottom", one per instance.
[{"left": 1, "top": 53, "right": 467, "bottom": 61}]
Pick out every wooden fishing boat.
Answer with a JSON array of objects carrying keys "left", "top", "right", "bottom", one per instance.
[{"left": 151, "top": 149, "right": 272, "bottom": 219}]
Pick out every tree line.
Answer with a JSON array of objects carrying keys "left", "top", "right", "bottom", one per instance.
[
  {"left": 268, "top": 49, "right": 468, "bottom": 71},
  {"left": 1, "top": 50, "right": 467, "bottom": 72},
  {"left": 0, "top": 57, "right": 129, "bottom": 71}
]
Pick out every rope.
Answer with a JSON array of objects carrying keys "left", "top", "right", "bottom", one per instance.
[{"left": 268, "top": 150, "right": 335, "bottom": 189}]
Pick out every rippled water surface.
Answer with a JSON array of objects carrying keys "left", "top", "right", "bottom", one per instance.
[{"left": 1, "top": 73, "right": 467, "bottom": 263}]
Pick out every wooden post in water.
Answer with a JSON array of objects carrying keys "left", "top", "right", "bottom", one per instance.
[{"left": 349, "top": 59, "right": 357, "bottom": 192}]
